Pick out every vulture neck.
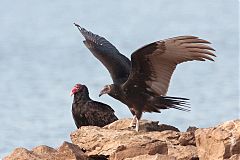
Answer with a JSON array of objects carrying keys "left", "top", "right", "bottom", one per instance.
[
  {"left": 108, "top": 84, "right": 127, "bottom": 105},
  {"left": 73, "top": 91, "right": 90, "bottom": 103}
]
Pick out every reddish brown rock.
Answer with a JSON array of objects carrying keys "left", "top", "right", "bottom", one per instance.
[
  {"left": 228, "top": 154, "right": 240, "bottom": 160},
  {"left": 31, "top": 145, "right": 57, "bottom": 159},
  {"left": 71, "top": 119, "right": 197, "bottom": 159},
  {"left": 4, "top": 118, "right": 240, "bottom": 160},
  {"left": 4, "top": 148, "right": 40, "bottom": 160},
  {"left": 3, "top": 141, "right": 87, "bottom": 160},
  {"left": 56, "top": 141, "right": 87, "bottom": 160},
  {"left": 179, "top": 131, "right": 196, "bottom": 146},
  {"left": 186, "top": 126, "right": 198, "bottom": 133},
  {"left": 104, "top": 118, "right": 179, "bottom": 132},
  {"left": 125, "top": 154, "right": 176, "bottom": 160},
  {"left": 168, "top": 145, "right": 198, "bottom": 160},
  {"left": 32, "top": 145, "right": 56, "bottom": 155},
  {"left": 195, "top": 119, "right": 240, "bottom": 160},
  {"left": 110, "top": 140, "right": 168, "bottom": 160}
]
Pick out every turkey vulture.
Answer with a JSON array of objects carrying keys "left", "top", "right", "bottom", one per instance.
[
  {"left": 74, "top": 23, "right": 216, "bottom": 131},
  {"left": 70, "top": 83, "right": 118, "bottom": 128}
]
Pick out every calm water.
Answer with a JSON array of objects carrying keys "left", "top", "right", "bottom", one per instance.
[{"left": 0, "top": 0, "right": 239, "bottom": 158}]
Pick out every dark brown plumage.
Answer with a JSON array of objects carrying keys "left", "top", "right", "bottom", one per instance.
[
  {"left": 70, "top": 84, "right": 118, "bottom": 128},
  {"left": 74, "top": 23, "right": 216, "bottom": 131}
]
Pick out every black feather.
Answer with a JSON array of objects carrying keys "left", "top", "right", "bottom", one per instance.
[
  {"left": 74, "top": 23, "right": 131, "bottom": 85},
  {"left": 71, "top": 85, "right": 118, "bottom": 128},
  {"left": 151, "top": 96, "right": 191, "bottom": 112}
]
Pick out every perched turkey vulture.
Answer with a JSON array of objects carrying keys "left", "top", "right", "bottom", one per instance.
[
  {"left": 70, "top": 83, "right": 118, "bottom": 128},
  {"left": 74, "top": 23, "right": 216, "bottom": 131}
]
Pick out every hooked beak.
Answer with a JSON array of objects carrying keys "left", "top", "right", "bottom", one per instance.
[
  {"left": 99, "top": 91, "right": 104, "bottom": 97},
  {"left": 70, "top": 87, "right": 78, "bottom": 96},
  {"left": 99, "top": 88, "right": 109, "bottom": 97}
]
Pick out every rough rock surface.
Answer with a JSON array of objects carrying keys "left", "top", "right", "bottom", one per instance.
[
  {"left": 195, "top": 119, "right": 240, "bottom": 160},
  {"left": 104, "top": 118, "right": 180, "bottom": 132},
  {"left": 124, "top": 154, "right": 176, "bottom": 160},
  {"left": 4, "top": 118, "right": 240, "bottom": 160},
  {"left": 71, "top": 119, "right": 197, "bottom": 160},
  {"left": 228, "top": 154, "right": 240, "bottom": 160},
  {"left": 3, "top": 141, "right": 88, "bottom": 160}
]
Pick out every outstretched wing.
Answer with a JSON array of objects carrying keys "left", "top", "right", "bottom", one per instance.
[
  {"left": 74, "top": 23, "right": 131, "bottom": 84},
  {"left": 123, "top": 36, "right": 216, "bottom": 96}
]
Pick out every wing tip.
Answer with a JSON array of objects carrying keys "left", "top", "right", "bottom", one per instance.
[
  {"left": 73, "top": 22, "right": 82, "bottom": 29},
  {"left": 206, "top": 56, "right": 215, "bottom": 61},
  {"left": 208, "top": 47, "right": 216, "bottom": 52},
  {"left": 74, "top": 22, "right": 88, "bottom": 35}
]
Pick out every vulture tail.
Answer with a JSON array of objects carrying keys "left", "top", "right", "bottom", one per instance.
[{"left": 150, "top": 96, "right": 191, "bottom": 112}]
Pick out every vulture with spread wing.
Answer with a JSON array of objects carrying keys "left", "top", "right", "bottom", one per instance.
[{"left": 74, "top": 23, "right": 216, "bottom": 131}]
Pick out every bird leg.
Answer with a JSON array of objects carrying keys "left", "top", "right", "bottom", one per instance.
[
  {"left": 135, "top": 118, "right": 139, "bottom": 132},
  {"left": 129, "top": 115, "right": 137, "bottom": 127}
]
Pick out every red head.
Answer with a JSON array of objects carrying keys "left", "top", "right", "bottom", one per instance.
[{"left": 70, "top": 84, "right": 82, "bottom": 96}]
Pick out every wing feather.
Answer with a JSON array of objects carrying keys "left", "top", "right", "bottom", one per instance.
[
  {"left": 83, "top": 101, "right": 118, "bottom": 127},
  {"left": 74, "top": 23, "right": 131, "bottom": 84},
  {"left": 124, "top": 36, "right": 216, "bottom": 96}
]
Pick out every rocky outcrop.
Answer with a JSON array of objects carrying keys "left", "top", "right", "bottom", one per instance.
[
  {"left": 71, "top": 119, "right": 197, "bottom": 160},
  {"left": 125, "top": 154, "right": 176, "bottom": 160},
  {"left": 4, "top": 119, "right": 240, "bottom": 160},
  {"left": 70, "top": 119, "right": 197, "bottom": 160},
  {"left": 3, "top": 141, "right": 88, "bottom": 160},
  {"left": 104, "top": 118, "right": 180, "bottom": 132},
  {"left": 195, "top": 119, "right": 240, "bottom": 160}
]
